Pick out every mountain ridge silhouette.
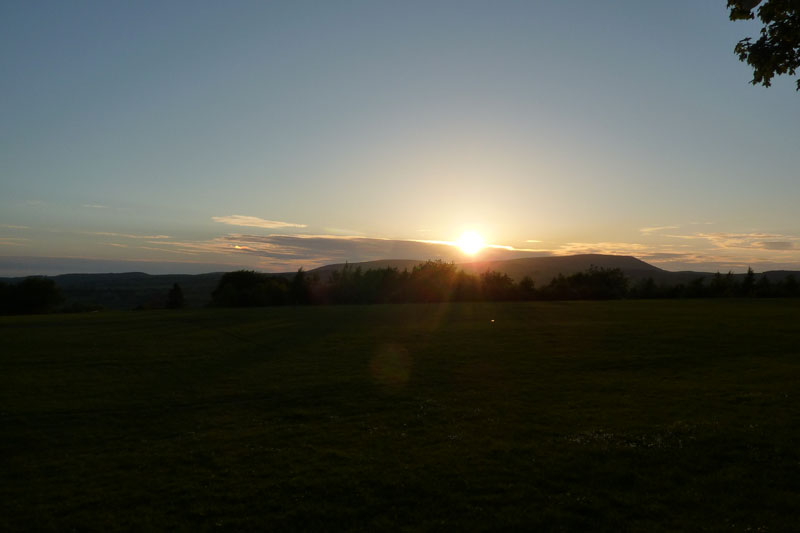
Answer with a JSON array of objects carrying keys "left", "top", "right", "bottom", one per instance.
[{"left": 3, "top": 254, "right": 798, "bottom": 309}]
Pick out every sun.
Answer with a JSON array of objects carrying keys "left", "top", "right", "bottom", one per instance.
[{"left": 456, "top": 231, "right": 486, "bottom": 255}]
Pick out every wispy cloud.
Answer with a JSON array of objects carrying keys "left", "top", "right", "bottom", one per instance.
[
  {"left": 212, "top": 215, "right": 307, "bottom": 229},
  {"left": 0, "top": 237, "right": 30, "bottom": 246},
  {"left": 411, "top": 238, "right": 542, "bottom": 253},
  {"left": 83, "top": 204, "right": 109, "bottom": 209},
  {"left": 757, "top": 241, "right": 795, "bottom": 250},
  {"left": 551, "top": 241, "right": 719, "bottom": 266},
  {"left": 143, "top": 233, "right": 548, "bottom": 270},
  {"left": 136, "top": 245, "right": 200, "bottom": 256},
  {"left": 665, "top": 232, "right": 800, "bottom": 251},
  {"left": 89, "top": 232, "right": 171, "bottom": 240},
  {"left": 639, "top": 225, "right": 679, "bottom": 235},
  {"left": 554, "top": 242, "right": 654, "bottom": 256},
  {"left": 704, "top": 232, "right": 800, "bottom": 251},
  {"left": 323, "top": 227, "right": 365, "bottom": 236},
  {"left": 663, "top": 233, "right": 702, "bottom": 240},
  {"left": 550, "top": 235, "right": 800, "bottom": 272},
  {"left": 0, "top": 224, "right": 29, "bottom": 230}
]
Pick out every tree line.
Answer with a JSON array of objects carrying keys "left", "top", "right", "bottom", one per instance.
[
  {"left": 0, "top": 277, "right": 64, "bottom": 315},
  {"left": 0, "top": 278, "right": 185, "bottom": 315},
  {"left": 3, "top": 263, "right": 798, "bottom": 314},
  {"left": 210, "top": 261, "right": 800, "bottom": 307}
]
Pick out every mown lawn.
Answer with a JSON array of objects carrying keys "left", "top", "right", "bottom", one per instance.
[{"left": 2, "top": 300, "right": 800, "bottom": 531}]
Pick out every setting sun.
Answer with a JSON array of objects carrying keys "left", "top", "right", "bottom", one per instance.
[{"left": 456, "top": 231, "right": 486, "bottom": 255}]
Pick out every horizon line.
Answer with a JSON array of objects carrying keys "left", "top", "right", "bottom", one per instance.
[{"left": 2, "top": 253, "right": 799, "bottom": 278}]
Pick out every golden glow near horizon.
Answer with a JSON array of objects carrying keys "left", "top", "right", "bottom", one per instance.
[{"left": 456, "top": 231, "right": 486, "bottom": 255}]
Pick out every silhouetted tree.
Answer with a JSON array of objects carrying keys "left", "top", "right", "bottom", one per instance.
[
  {"left": 518, "top": 276, "right": 537, "bottom": 300},
  {"left": 166, "top": 283, "right": 185, "bottom": 309},
  {"left": 740, "top": 267, "right": 756, "bottom": 296},
  {"left": 755, "top": 274, "right": 773, "bottom": 297},
  {"left": 408, "top": 261, "right": 459, "bottom": 302},
  {"left": 709, "top": 271, "right": 737, "bottom": 297},
  {"left": 540, "top": 267, "right": 628, "bottom": 300},
  {"left": 329, "top": 263, "right": 364, "bottom": 304},
  {"left": 212, "top": 270, "right": 289, "bottom": 307},
  {"left": 579, "top": 266, "right": 628, "bottom": 299},
  {"left": 452, "top": 270, "right": 481, "bottom": 301},
  {"left": 211, "top": 263, "right": 800, "bottom": 306},
  {"left": 685, "top": 277, "right": 707, "bottom": 298},
  {"left": 290, "top": 268, "right": 311, "bottom": 305},
  {"left": 0, "top": 282, "right": 8, "bottom": 314},
  {"left": 729, "top": 0, "right": 800, "bottom": 89},
  {"left": 481, "top": 270, "right": 516, "bottom": 301},
  {"left": 541, "top": 273, "right": 573, "bottom": 300},
  {"left": 0, "top": 277, "right": 64, "bottom": 315},
  {"left": 632, "top": 277, "right": 658, "bottom": 299},
  {"left": 783, "top": 274, "right": 799, "bottom": 297}
]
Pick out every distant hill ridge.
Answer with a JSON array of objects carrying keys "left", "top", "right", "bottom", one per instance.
[
  {"left": 309, "top": 255, "right": 796, "bottom": 287},
  {"left": 458, "top": 254, "right": 663, "bottom": 282},
  {"left": 308, "top": 254, "right": 662, "bottom": 280},
  {"left": 2, "top": 254, "right": 799, "bottom": 309}
]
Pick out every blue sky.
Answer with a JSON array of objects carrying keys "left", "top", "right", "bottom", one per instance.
[{"left": 1, "top": 1, "right": 798, "bottom": 275}]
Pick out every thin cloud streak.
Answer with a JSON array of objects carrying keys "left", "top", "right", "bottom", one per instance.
[
  {"left": 758, "top": 241, "right": 795, "bottom": 250},
  {"left": 0, "top": 237, "right": 30, "bottom": 246},
  {"left": 323, "top": 227, "right": 366, "bottom": 236},
  {"left": 137, "top": 245, "right": 201, "bottom": 256},
  {"left": 640, "top": 225, "right": 679, "bottom": 234},
  {"left": 146, "top": 233, "right": 549, "bottom": 270},
  {"left": 412, "top": 239, "right": 541, "bottom": 253},
  {"left": 90, "top": 232, "right": 171, "bottom": 240},
  {"left": 212, "top": 215, "right": 307, "bottom": 229},
  {"left": 554, "top": 242, "right": 654, "bottom": 255},
  {"left": 664, "top": 232, "right": 800, "bottom": 251}
]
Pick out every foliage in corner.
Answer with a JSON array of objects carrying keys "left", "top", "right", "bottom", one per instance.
[{"left": 728, "top": 0, "right": 800, "bottom": 90}]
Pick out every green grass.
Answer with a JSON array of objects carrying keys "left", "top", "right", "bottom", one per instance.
[{"left": 3, "top": 300, "right": 800, "bottom": 531}]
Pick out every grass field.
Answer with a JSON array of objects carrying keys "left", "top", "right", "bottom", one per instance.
[{"left": 3, "top": 300, "right": 800, "bottom": 531}]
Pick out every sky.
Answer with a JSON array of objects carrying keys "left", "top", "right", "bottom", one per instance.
[{"left": 1, "top": 0, "right": 798, "bottom": 276}]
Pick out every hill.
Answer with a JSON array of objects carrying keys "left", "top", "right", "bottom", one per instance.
[
  {"left": 308, "top": 259, "right": 426, "bottom": 280},
  {"left": 459, "top": 254, "right": 664, "bottom": 284},
  {"left": 308, "top": 254, "right": 722, "bottom": 287},
  {"left": 3, "top": 255, "right": 799, "bottom": 310},
  {"left": 311, "top": 255, "right": 800, "bottom": 288},
  {"left": 308, "top": 255, "right": 669, "bottom": 285}
]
